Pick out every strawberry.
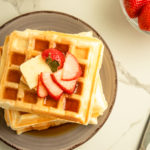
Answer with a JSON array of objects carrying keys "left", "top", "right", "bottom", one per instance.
[
  {"left": 62, "top": 52, "right": 82, "bottom": 81},
  {"left": 51, "top": 69, "right": 77, "bottom": 94},
  {"left": 41, "top": 72, "right": 63, "bottom": 100},
  {"left": 42, "top": 49, "right": 65, "bottom": 72},
  {"left": 37, "top": 73, "right": 48, "bottom": 98},
  {"left": 138, "top": 2, "right": 150, "bottom": 31},
  {"left": 124, "top": 0, "right": 148, "bottom": 18}
]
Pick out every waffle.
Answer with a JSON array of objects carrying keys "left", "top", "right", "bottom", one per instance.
[
  {"left": 4, "top": 76, "right": 107, "bottom": 134},
  {"left": 4, "top": 109, "right": 68, "bottom": 135},
  {"left": 0, "top": 29, "right": 104, "bottom": 124}
]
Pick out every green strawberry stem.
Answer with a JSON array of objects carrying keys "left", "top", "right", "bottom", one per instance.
[{"left": 46, "top": 56, "right": 60, "bottom": 72}]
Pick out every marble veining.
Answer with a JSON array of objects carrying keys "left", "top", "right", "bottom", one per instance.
[
  {"left": 2, "top": 0, "right": 40, "bottom": 14},
  {"left": 116, "top": 60, "right": 150, "bottom": 95},
  {"left": 2, "top": 0, "right": 23, "bottom": 14}
]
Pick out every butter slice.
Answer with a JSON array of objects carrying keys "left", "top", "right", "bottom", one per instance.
[{"left": 20, "top": 55, "right": 51, "bottom": 89}]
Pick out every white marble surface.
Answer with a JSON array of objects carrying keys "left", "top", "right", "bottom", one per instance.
[{"left": 0, "top": 0, "right": 150, "bottom": 150}]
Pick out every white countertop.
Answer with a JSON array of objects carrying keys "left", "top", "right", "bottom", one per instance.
[{"left": 0, "top": 0, "right": 150, "bottom": 150}]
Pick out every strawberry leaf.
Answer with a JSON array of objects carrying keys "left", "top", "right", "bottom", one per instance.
[{"left": 46, "top": 56, "right": 60, "bottom": 72}]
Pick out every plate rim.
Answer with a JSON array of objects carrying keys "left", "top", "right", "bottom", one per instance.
[{"left": 0, "top": 10, "right": 117, "bottom": 150}]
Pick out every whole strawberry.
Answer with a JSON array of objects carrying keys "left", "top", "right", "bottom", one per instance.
[
  {"left": 138, "top": 2, "right": 150, "bottom": 31},
  {"left": 124, "top": 0, "right": 148, "bottom": 18}
]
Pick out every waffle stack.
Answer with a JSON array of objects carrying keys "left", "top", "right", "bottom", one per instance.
[{"left": 0, "top": 29, "right": 107, "bottom": 134}]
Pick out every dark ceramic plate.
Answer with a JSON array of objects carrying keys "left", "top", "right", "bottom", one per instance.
[{"left": 0, "top": 11, "right": 117, "bottom": 150}]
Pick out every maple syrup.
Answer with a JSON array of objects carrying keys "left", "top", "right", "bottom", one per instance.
[
  {"left": 3, "top": 87, "right": 18, "bottom": 100},
  {"left": 55, "top": 43, "right": 69, "bottom": 54},
  {"left": 24, "top": 91, "right": 37, "bottom": 104},
  {"left": 64, "top": 98, "right": 79, "bottom": 113},
  {"left": 74, "top": 81, "right": 83, "bottom": 95},
  {"left": 35, "top": 39, "right": 49, "bottom": 51},
  {"left": 43, "top": 96, "right": 58, "bottom": 108},
  {"left": 26, "top": 123, "right": 79, "bottom": 137},
  {"left": 7, "top": 70, "right": 21, "bottom": 83},
  {"left": 80, "top": 64, "right": 85, "bottom": 77},
  {"left": 11, "top": 52, "right": 25, "bottom": 65}
]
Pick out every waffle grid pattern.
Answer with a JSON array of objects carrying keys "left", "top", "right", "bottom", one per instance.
[{"left": 0, "top": 30, "right": 103, "bottom": 124}]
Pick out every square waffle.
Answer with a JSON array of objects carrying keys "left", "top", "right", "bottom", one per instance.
[{"left": 0, "top": 29, "right": 104, "bottom": 124}]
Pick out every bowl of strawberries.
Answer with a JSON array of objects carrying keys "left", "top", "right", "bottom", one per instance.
[{"left": 120, "top": 0, "right": 150, "bottom": 33}]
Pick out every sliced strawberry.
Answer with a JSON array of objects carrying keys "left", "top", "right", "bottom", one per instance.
[
  {"left": 41, "top": 72, "right": 63, "bottom": 100},
  {"left": 138, "top": 2, "right": 150, "bottom": 31},
  {"left": 51, "top": 69, "right": 77, "bottom": 94},
  {"left": 37, "top": 73, "right": 48, "bottom": 98},
  {"left": 42, "top": 49, "right": 65, "bottom": 72},
  {"left": 62, "top": 52, "right": 82, "bottom": 81},
  {"left": 124, "top": 0, "right": 148, "bottom": 18}
]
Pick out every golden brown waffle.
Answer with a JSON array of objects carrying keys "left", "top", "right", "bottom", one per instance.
[
  {"left": 4, "top": 109, "right": 68, "bottom": 135},
  {"left": 0, "top": 29, "right": 104, "bottom": 124}
]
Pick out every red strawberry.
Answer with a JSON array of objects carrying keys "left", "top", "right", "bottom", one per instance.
[
  {"left": 138, "top": 2, "right": 150, "bottom": 31},
  {"left": 124, "top": 0, "right": 148, "bottom": 18},
  {"left": 41, "top": 72, "right": 63, "bottom": 100},
  {"left": 42, "top": 49, "right": 65, "bottom": 72},
  {"left": 62, "top": 52, "right": 82, "bottom": 81},
  {"left": 51, "top": 69, "right": 77, "bottom": 94},
  {"left": 37, "top": 73, "right": 48, "bottom": 98}
]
